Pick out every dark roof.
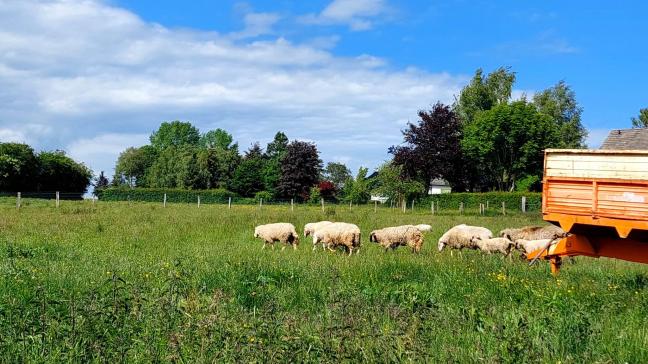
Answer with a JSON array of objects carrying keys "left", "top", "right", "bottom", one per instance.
[{"left": 601, "top": 128, "right": 648, "bottom": 150}]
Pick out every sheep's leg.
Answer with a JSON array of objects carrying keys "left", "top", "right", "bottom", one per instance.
[
  {"left": 355, "top": 248, "right": 360, "bottom": 255},
  {"left": 348, "top": 247, "right": 353, "bottom": 257},
  {"left": 312, "top": 244, "right": 317, "bottom": 251},
  {"left": 262, "top": 243, "right": 266, "bottom": 250},
  {"left": 281, "top": 245, "right": 286, "bottom": 251},
  {"left": 450, "top": 250, "right": 453, "bottom": 257}
]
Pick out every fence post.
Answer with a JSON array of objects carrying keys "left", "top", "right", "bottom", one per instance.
[
  {"left": 402, "top": 199, "right": 406, "bottom": 213},
  {"left": 16, "top": 192, "right": 21, "bottom": 209},
  {"left": 486, "top": 200, "right": 489, "bottom": 210},
  {"left": 92, "top": 196, "right": 96, "bottom": 205},
  {"left": 521, "top": 196, "right": 526, "bottom": 213},
  {"left": 291, "top": 198, "right": 294, "bottom": 212},
  {"left": 56, "top": 191, "right": 60, "bottom": 208},
  {"left": 436, "top": 201, "right": 440, "bottom": 214},
  {"left": 228, "top": 197, "right": 232, "bottom": 209},
  {"left": 349, "top": 200, "right": 352, "bottom": 211},
  {"left": 163, "top": 193, "right": 167, "bottom": 207},
  {"left": 260, "top": 198, "right": 263, "bottom": 209},
  {"left": 411, "top": 200, "right": 415, "bottom": 211},
  {"left": 321, "top": 198, "right": 324, "bottom": 212},
  {"left": 459, "top": 202, "right": 464, "bottom": 215},
  {"left": 197, "top": 196, "right": 201, "bottom": 208},
  {"left": 374, "top": 200, "right": 377, "bottom": 213},
  {"left": 502, "top": 201, "right": 506, "bottom": 215},
  {"left": 431, "top": 201, "right": 434, "bottom": 215}
]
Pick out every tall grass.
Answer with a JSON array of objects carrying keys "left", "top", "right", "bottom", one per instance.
[{"left": 0, "top": 198, "right": 647, "bottom": 362}]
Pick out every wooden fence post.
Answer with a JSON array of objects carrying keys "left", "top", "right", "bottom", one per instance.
[
  {"left": 197, "top": 196, "right": 201, "bottom": 208},
  {"left": 92, "top": 196, "right": 96, "bottom": 205},
  {"left": 502, "top": 201, "right": 506, "bottom": 215},
  {"left": 459, "top": 202, "right": 464, "bottom": 215},
  {"left": 486, "top": 201, "right": 489, "bottom": 210},
  {"left": 321, "top": 198, "right": 324, "bottom": 212},
  {"left": 291, "top": 198, "right": 294, "bottom": 212},
  {"left": 411, "top": 200, "right": 415, "bottom": 211},
  {"left": 374, "top": 200, "right": 377, "bottom": 213},
  {"left": 16, "top": 192, "right": 21, "bottom": 209},
  {"left": 521, "top": 196, "right": 526, "bottom": 213},
  {"left": 349, "top": 200, "right": 352, "bottom": 211},
  {"left": 163, "top": 193, "right": 167, "bottom": 208},
  {"left": 56, "top": 191, "right": 60, "bottom": 208},
  {"left": 431, "top": 201, "right": 435, "bottom": 215},
  {"left": 436, "top": 201, "right": 440, "bottom": 214},
  {"left": 260, "top": 198, "right": 263, "bottom": 209},
  {"left": 228, "top": 197, "right": 232, "bottom": 209},
  {"left": 402, "top": 199, "right": 406, "bottom": 213}
]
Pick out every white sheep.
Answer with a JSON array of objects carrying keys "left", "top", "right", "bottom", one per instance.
[
  {"left": 437, "top": 224, "right": 493, "bottom": 252},
  {"left": 470, "top": 237, "right": 515, "bottom": 256},
  {"left": 369, "top": 225, "right": 423, "bottom": 253},
  {"left": 313, "top": 222, "right": 361, "bottom": 256},
  {"left": 254, "top": 223, "right": 300, "bottom": 250},
  {"left": 499, "top": 225, "right": 566, "bottom": 241},
  {"left": 303, "top": 221, "right": 334, "bottom": 250},
  {"left": 414, "top": 224, "right": 432, "bottom": 232},
  {"left": 515, "top": 239, "right": 553, "bottom": 257}
]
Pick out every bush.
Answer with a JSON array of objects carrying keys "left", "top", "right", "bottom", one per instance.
[
  {"left": 96, "top": 187, "right": 237, "bottom": 204},
  {"left": 419, "top": 192, "right": 541, "bottom": 212},
  {"left": 254, "top": 191, "right": 273, "bottom": 203}
]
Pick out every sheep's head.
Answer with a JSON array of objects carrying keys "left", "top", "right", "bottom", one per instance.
[
  {"left": 254, "top": 228, "right": 260, "bottom": 238},
  {"left": 304, "top": 225, "right": 312, "bottom": 237},
  {"left": 470, "top": 236, "right": 482, "bottom": 244},
  {"left": 369, "top": 231, "right": 377, "bottom": 243},
  {"left": 437, "top": 240, "right": 446, "bottom": 252},
  {"left": 514, "top": 239, "right": 525, "bottom": 250}
]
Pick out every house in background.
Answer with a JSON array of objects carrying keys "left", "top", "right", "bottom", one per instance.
[
  {"left": 428, "top": 178, "right": 452, "bottom": 194},
  {"left": 600, "top": 128, "right": 648, "bottom": 150}
]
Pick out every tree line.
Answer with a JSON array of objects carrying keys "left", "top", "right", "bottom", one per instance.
[{"left": 0, "top": 143, "right": 91, "bottom": 195}]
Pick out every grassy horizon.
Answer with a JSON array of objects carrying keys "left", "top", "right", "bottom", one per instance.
[{"left": 1, "top": 198, "right": 647, "bottom": 362}]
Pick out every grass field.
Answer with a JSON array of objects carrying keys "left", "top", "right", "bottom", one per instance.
[{"left": 1, "top": 198, "right": 647, "bottom": 362}]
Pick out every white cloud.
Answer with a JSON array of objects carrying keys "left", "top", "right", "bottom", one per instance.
[
  {"left": 0, "top": 0, "right": 465, "bottom": 178},
  {"left": 300, "top": 0, "right": 389, "bottom": 31},
  {"left": 229, "top": 11, "right": 281, "bottom": 40}
]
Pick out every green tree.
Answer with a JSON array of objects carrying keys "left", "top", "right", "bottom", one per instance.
[
  {"left": 533, "top": 80, "right": 586, "bottom": 147},
  {"left": 263, "top": 132, "right": 289, "bottom": 195},
  {"left": 150, "top": 121, "right": 200, "bottom": 150},
  {"left": 462, "top": 101, "right": 560, "bottom": 191},
  {"left": 341, "top": 167, "right": 371, "bottom": 204},
  {"left": 93, "top": 171, "right": 110, "bottom": 196},
  {"left": 113, "top": 146, "right": 157, "bottom": 187},
  {"left": 0, "top": 143, "right": 39, "bottom": 191},
  {"left": 230, "top": 143, "right": 266, "bottom": 197},
  {"left": 371, "top": 163, "right": 424, "bottom": 206},
  {"left": 200, "top": 129, "right": 237, "bottom": 150},
  {"left": 37, "top": 151, "right": 92, "bottom": 194},
  {"left": 323, "top": 162, "right": 352, "bottom": 190},
  {"left": 631, "top": 108, "right": 648, "bottom": 128},
  {"left": 277, "top": 141, "right": 322, "bottom": 200},
  {"left": 455, "top": 67, "right": 516, "bottom": 125}
]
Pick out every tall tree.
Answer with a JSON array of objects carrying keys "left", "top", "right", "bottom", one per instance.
[
  {"left": 94, "top": 171, "right": 110, "bottom": 192},
  {"left": 631, "top": 108, "right": 648, "bottom": 128},
  {"left": 389, "top": 102, "right": 466, "bottom": 191},
  {"left": 200, "top": 128, "right": 237, "bottom": 150},
  {"left": 462, "top": 100, "right": 560, "bottom": 191},
  {"left": 277, "top": 141, "right": 322, "bottom": 200},
  {"left": 341, "top": 167, "right": 371, "bottom": 204},
  {"left": 455, "top": 67, "right": 516, "bottom": 125},
  {"left": 150, "top": 121, "right": 200, "bottom": 150},
  {"left": 533, "top": 80, "right": 586, "bottom": 147},
  {"left": 113, "top": 146, "right": 157, "bottom": 187},
  {"left": 0, "top": 143, "right": 39, "bottom": 191},
  {"left": 263, "top": 132, "right": 289, "bottom": 195},
  {"left": 323, "top": 162, "right": 352, "bottom": 190},
  {"left": 230, "top": 143, "right": 266, "bottom": 197}
]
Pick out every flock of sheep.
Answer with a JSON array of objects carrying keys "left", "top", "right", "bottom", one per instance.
[{"left": 253, "top": 221, "right": 567, "bottom": 258}]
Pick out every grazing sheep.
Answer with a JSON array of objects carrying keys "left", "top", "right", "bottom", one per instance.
[
  {"left": 470, "top": 237, "right": 515, "bottom": 256},
  {"left": 415, "top": 224, "right": 432, "bottom": 232},
  {"left": 313, "top": 222, "right": 361, "bottom": 256},
  {"left": 254, "top": 223, "right": 300, "bottom": 250},
  {"left": 437, "top": 224, "right": 493, "bottom": 252},
  {"left": 369, "top": 225, "right": 424, "bottom": 253},
  {"left": 515, "top": 239, "right": 553, "bottom": 257},
  {"left": 500, "top": 225, "right": 566, "bottom": 241},
  {"left": 304, "top": 221, "right": 334, "bottom": 250}
]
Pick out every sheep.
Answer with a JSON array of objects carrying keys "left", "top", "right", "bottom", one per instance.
[
  {"left": 254, "top": 223, "right": 300, "bottom": 251},
  {"left": 313, "top": 222, "right": 361, "bottom": 256},
  {"left": 470, "top": 237, "right": 515, "bottom": 256},
  {"left": 499, "top": 225, "right": 566, "bottom": 241},
  {"left": 414, "top": 224, "right": 432, "bottom": 232},
  {"left": 515, "top": 239, "right": 553, "bottom": 257},
  {"left": 369, "top": 225, "right": 423, "bottom": 253},
  {"left": 437, "top": 224, "right": 493, "bottom": 252},
  {"left": 303, "top": 221, "right": 334, "bottom": 250}
]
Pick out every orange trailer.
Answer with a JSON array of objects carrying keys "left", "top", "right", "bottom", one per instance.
[{"left": 529, "top": 149, "right": 648, "bottom": 274}]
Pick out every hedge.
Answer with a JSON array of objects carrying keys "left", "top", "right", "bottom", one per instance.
[
  {"left": 418, "top": 192, "right": 542, "bottom": 212},
  {"left": 96, "top": 188, "right": 242, "bottom": 204}
]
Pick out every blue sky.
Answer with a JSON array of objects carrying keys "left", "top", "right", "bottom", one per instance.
[{"left": 0, "top": 0, "right": 646, "bottom": 178}]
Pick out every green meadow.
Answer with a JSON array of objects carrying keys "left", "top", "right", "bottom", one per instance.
[{"left": 1, "top": 198, "right": 647, "bottom": 362}]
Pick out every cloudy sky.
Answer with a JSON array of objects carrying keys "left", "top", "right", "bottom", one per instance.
[{"left": 1, "top": 0, "right": 646, "bottom": 178}]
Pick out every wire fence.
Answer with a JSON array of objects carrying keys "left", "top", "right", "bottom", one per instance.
[{"left": 0, "top": 191, "right": 542, "bottom": 216}]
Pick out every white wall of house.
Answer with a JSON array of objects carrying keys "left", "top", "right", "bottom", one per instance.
[{"left": 428, "top": 185, "right": 452, "bottom": 195}]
